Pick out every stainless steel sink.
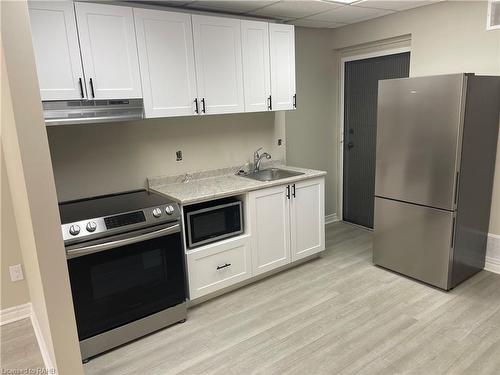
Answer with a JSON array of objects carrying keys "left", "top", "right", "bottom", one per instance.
[{"left": 242, "top": 168, "right": 304, "bottom": 182}]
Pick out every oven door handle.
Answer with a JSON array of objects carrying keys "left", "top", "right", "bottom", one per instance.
[{"left": 66, "top": 223, "right": 180, "bottom": 259}]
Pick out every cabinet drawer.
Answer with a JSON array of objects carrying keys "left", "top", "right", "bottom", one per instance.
[{"left": 187, "top": 236, "right": 251, "bottom": 300}]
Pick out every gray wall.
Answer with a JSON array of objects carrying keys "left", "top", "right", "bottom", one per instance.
[
  {"left": 285, "top": 27, "right": 337, "bottom": 216},
  {"left": 47, "top": 112, "right": 282, "bottom": 201}
]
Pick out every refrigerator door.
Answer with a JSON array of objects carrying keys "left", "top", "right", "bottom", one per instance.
[
  {"left": 375, "top": 74, "right": 466, "bottom": 211},
  {"left": 373, "top": 197, "right": 454, "bottom": 290}
]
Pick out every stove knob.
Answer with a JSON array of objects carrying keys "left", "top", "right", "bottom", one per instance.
[
  {"left": 69, "top": 224, "right": 80, "bottom": 236},
  {"left": 165, "top": 205, "right": 174, "bottom": 215},
  {"left": 152, "top": 208, "right": 162, "bottom": 218},
  {"left": 86, "top": 221, "right": 97, "bottom": 232}
]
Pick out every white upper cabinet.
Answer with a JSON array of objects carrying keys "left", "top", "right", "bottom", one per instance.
[
  {"left": 75, "top": 2, "right": 142, "bottom": 99},
  {"left": 28, "top": 1, "right": 86, "bottom": 100},
  {"left": 269, "top": 24, "right": 296, "bottom": 110},
  {"left": 192, "top": 15, "right": 245, "bottom": 115},
  {"left": 134, "top": 9, "right": 198, "bottom": 118},
  {"left": 241, "top": 20, "right": 271, "bottom": 112}
]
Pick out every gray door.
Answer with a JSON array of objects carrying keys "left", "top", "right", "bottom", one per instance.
[
  {"left": 373, "top": 197, "right": 454, "bottom": 290},
  {"left": 375, "top": 74, "right": 465, "bottom": 211},
  {"left": 343, "top": 52, "right": 410, "bottom": 228}
]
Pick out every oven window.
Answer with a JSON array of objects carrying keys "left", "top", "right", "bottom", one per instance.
[
  {"left": 188, "top": 203, "right": 241, "bottom": 247},
  {"left": 68, "top": 232, "right": 185, "bottom": 340}
]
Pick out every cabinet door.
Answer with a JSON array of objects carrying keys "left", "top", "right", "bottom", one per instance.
[
  {"left": 192, "top": 15, "right": 244, "bottom": 114},
  {"left": 75, "top": 2, "right": 142, "bottom": 99},
  {"left": 290, "top": 178, "right": 325, "bottom": 261},
  {"left": 134, "top": 9, "right": 198, "bottom": 118},
  {"left": 28, "top": 1, "right": 86, "bottom": 100},
  {"left": 249, "top": 185, "right": 290, "bottom": 275},
  {"left": 269, "top": 24, "right": 296, "bottom": 110},
  {"left": 241, "top": 20, "right": 271, "bottom": 112}
]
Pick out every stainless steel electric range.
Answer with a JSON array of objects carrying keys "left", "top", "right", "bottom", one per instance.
[{"left": 59, "top": 189, "right": 187, "bottom": 361}]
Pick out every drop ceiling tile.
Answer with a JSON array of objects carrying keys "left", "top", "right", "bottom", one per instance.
[
  {"left": 354, "top": 0, "right": 438, "bottom": 11},
  {"left": 306, "top": 4, "right": 394, "bottom": 23},
  {"left": 187, "top": 1, "right": 279, "bottom": 13},
  {"left": 290, "top": 18, "right": 347, "bottom": 28},
  {"left": 250, "top": 0, "right": 344, "bottom": 20}
]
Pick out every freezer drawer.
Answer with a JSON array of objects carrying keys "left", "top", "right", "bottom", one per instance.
[
  {"left": 373, "top": 197, "right": 454, "bottom": 290},
  {"left": 375, "top": 74, "right": 465, "bottom": 211}
]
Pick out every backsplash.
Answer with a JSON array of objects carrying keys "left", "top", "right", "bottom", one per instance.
[{"left": 47, "top": 112, "right": 283, "bottom": 202}]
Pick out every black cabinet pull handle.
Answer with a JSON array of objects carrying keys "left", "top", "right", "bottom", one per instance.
[
  {"left": 194, "top": 98, "right": 199, "bottom": 114},
  {"left": 201, "top": 98, "right": 206, "bottom": 113},
  {"left": 217, "top": 263, "right": 231, "bottom": 270},
  {"left": 268, "top": 95, "right": 272, "bottom": 110},
  {"left": 78, "top": 77, "right": 84, "bottom": 98},
  {"left": 89, "top": 78, "right": 95, "bottom": 98},
  {"left": 286, "top": 185, "right": 290, "bottom": 199},
  {"left": 292, "top": 184, "right": 296, "bottom": 198},
  {"left": 293, "top": 93, "right": 296, "bottom": 108}
]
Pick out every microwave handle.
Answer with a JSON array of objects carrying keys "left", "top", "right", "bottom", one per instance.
[{"left": 66, "top": 223, "right": 180, "bottom": 259}]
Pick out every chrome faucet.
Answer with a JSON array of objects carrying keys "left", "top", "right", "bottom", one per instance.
[{"left": 253, "top": 147, "right": 271, "bottom": 173}]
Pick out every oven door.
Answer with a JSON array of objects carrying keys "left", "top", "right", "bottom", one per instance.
[
  {"left": 186, "top": 201, "right": 243, "bottom": 248},
  {"left": 66, "top": 222, "right": 185, "bottom": 341}
]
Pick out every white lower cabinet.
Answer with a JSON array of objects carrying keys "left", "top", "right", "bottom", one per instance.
[
  {"left": 185, "top": 177, "right": 325, "bottom": 301},
  {"left": 290, "top": 178, "right": 325, "bottom": 261},
  {"left": 249, "top": 178, "right": 325, "bottom": 273},
  {"left": 249, "top": 185, "right": 291, "bottom": 275},
  {"left": 186, "top": 235, "right": 251, "bottom": 300}
]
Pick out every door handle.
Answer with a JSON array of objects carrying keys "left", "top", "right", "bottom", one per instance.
[
  {"left": 293, "top": 94, "right": 296, "bottom": 108},
  {"left": 194, "top": 98, "right": 199, "bottom": 114},
  {"left": 268, "top": 95, "right": 272, "bottom": 110},
  {"left": 78, "top": 77, "right": 84, "bottom": 98},
  {"left": 347, "top": 142, "right": 354, "bottom": 150},
  {"left": 286, "top": 185, "right": 291, "bottom": 199},
  {"left": 201, "top": 98, "right": 206, "bottom": 113},
  {"left": 89, "top": 78, "right": 95, "bottom": 98},
  {"left": 292, "top": 184, "right": 296, "bottom": 198}
]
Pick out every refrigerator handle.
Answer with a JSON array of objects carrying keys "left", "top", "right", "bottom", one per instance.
[
  {"left": 454, "top": 172, "right": 459, "bottom": 205},
  {"left": 450, "top": 217, "right": 456, "bottom": 248}
]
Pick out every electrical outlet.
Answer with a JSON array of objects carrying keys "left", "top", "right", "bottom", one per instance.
[
  {"left": 9, "top": 264, "right": 24, "bottom": 282},
  {"left": 176, "top": 150, "right": 183, "bottom": 161}
]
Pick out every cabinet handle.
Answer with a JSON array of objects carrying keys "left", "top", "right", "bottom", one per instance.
[
  {"left": 268, "top": 95, "right": 272, "bottom": 110},
  {"left": 201, "top": 98, "right": 206, "bottom": 113},
  {"left": 89, "top": 78, "right": 95, "bottom": 98},
  {"left": 286, "top": 185, "right": 290, "bottom": 199},
  {"left": 292, "top": 184, "right": 296, "bottom": 198},
  {"left": 78, "top": 78, "right": 84, "bottom": 98},
  {"left": 293, "top": 93, "right": 296, "bottom": 108},
  {"left": 217, "top": 263, "right": 231, "bottom": 270},
  {"left": 194, "top": 98, "right": 199, "bottom": 114}
]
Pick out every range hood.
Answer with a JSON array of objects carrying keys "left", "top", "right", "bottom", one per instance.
[{"left": 43, "top": 99, "right": 144, "bottom": 126}]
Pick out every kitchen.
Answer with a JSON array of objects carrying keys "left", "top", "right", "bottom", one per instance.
[{"left": 1, "top": 0, "right": 500, "bottom": 374}]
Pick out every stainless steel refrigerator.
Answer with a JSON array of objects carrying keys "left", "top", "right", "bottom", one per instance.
[{"left": 373, "top": 73, "right": 500, "bottom": 290}]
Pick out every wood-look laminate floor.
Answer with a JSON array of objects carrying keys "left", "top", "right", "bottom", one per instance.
[
  {"left": 85, "top": 222, "right": 500, "bottom": 375},
  {"left": 1, "top": 318, "right": 44, "bottom": 372}
]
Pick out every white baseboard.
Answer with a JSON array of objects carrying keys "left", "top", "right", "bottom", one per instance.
[
  {"left": 325, "top": 213, "right": 339, "bottom": 225},
  {"left": 485, "top": 233, "right": 500, "bottom": 275},
  {"left": 0, "top": 302, "right": 31, "bottom": 326},
  {"left": 30, "top": 306, "right": 55, "bottom": 372},
  {"left": 0, "top": 302, "right": 54, "bottom": 371}
]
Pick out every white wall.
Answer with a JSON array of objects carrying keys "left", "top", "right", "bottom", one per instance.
[
  {"left": 47, "top": 112, "right": 283, "bottom": 201},
  {"left": 329, "top": 0, "right": 500, "bottom": 234}
]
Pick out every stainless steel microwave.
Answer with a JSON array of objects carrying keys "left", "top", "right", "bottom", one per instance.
[{"left": 184, "top": 197, "right": 243, "bottom": 249}]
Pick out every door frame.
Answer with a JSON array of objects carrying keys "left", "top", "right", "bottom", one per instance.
[{"left": 338, "top": 46, "right": 411, "bottom": 225}]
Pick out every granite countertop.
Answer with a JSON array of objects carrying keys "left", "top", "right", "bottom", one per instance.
[{"left": 148, "top": 164, "right": 327, "bottom": 205}]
